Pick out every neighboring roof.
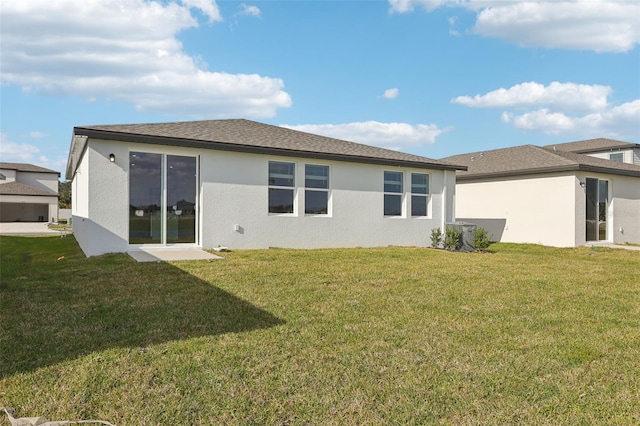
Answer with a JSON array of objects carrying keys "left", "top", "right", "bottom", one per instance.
[
  {"left": 66, "top": 119, "right": 466, "bottom": 179},
  {"left": 0, "top": 181, "right": 59, "bottom": 197},
  {"left": 442, "top": 145, "right": 640, "bottom": 180},
  {"left": 0, "top": 162, "right": 60, "bottom": 175},
  {"left": 544, "top": 138, "right": 640, "bottom": 154}
]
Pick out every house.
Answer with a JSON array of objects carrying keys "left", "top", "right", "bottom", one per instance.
[
  {"left": 545, "top": 138, "right": 640, "bottom": 165},
  {"left": 0, "top": 162, "right": 60, "bottom": 223},
  {"left": 65, "top": 119, "right": 465, "bottom": 257},
  {"left": 442, "top": 141, "right": 640, "bottom": 247}
]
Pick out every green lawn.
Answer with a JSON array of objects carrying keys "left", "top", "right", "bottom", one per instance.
[{"left": 1, "top": 236, "right": 639, "bottom": 425}]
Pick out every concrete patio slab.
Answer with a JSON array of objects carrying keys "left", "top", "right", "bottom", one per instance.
[
  {"left": 0, "top": 222, "right": 68, "bottom": 236},
  {"left": 586, "top": 242, "right": 640, "bottom": 251},
  {"left": 128, "top": 247, "right": 223, "bottom": 262}
]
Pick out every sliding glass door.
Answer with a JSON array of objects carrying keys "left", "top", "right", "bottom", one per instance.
[
  {"left": 585, "top": 178, "right": 608, "bottom": 242},
  {"left": 129, "top": 152, "right": 197, "bottom": 245}
]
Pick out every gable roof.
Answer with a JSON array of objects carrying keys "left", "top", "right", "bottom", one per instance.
[
  {"left": 442, "top": 144, "right": 640, "bottom": 180},
  {"left": 0, "top": 181, "right": 59, "bottom": 197},
  {"left": 544, "top": 138, "right": 640, "bottom": 154},
  {"left": 0, "top": 162, "right": 60, "bottom": 175},
  {"left": 66, "top": 119, "right": 465, "bottom": 179}
]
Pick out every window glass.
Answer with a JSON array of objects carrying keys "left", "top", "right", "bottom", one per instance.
[
  {"left": 411, "top": 195, "right": 427, "bottom": 216},
  {"left": 411, "top": 173, "right": 429, "bottom": 194},
  {"left": 610, "top": 152, "right": 623, "bottom": 162},
  {"left": 269, "top": 188, "right": 294, "bottom": 213},
  {"left": 384, "top": 194, "right": 402, "bottom": 216},
  {"left": 384, "top": 171, "right": 403, "bottom": 193},
  {"left": 269, "top": 161, "right": 295, "bottom": 187},
  {"left": 305, "top": 164, "right": 329, "bottom": 189},
  {"left": 305, "top": 191, "right": 328, "bottom": 214}
]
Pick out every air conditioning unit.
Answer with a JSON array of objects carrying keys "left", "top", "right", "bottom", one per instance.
[{"left": 445, "top": 222, "right": 477, "bottom": 252}]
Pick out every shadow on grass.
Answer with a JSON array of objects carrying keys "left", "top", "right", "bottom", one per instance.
[{"left": 0, "top": 236, "right": 284, "bottom": 379}]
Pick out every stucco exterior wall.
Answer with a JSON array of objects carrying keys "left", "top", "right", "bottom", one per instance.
[
  {"left": 72, "top": 138, "right": 455, "bottom": 256},
  {"left": 199, "top": 149, "right": 450, "bottom": 250},
  {"left": 455, "top": 173, "right": 578, "bottom": 247},
  {"left": 609, "top": 175, "right": 640, "bottom": 244},
  {"left": 16, "top": 171, "right": 59, "bottom": 193}
]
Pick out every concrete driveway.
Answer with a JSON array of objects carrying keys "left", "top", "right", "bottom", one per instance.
[{"left": 0, "top": 222, "right": 69, "bottom": 236}]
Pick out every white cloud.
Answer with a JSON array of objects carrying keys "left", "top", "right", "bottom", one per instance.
[
  {"left": 280, "top": 121, "right": 449, "bottom": 151},
  {"left": 382, "top": 88, "right": 400, "bottom": 99},
  {"left": 452, "top": 82, "right": 612, "bottom": 112},
  {"left": 505, "top": 100, "right": 640, "bottom": 137},
  {"left": 180, "top": 0, "right": 222, "bottom": 22},
  {"left": 0, "top": 133, "right": 41, "bottom": 163},
  {"left": 389, "top": 0, "right": 640, "bottom": 53},
  {"left": 239, "top": 3, "right": 261, "bottom": 17},
  {"left": 29, "top": 131, "right": 47, "bottom": 139},
  {"left": 457, "top": 81, "right": 640, "bottom": 138},
  {"left": 0, "top": 0, "right": 291, "bottom": 118}
]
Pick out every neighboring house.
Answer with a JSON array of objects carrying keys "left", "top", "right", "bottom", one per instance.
[
  {"left": 0, "top": 162, "right": 60, "bottom": 223},
  {"left": 545, "top": 138, "right": 640, "bottom": 166},
  {"left": 65, "top": 119, "right": 465, "bottom": 257},
  {"left": 442, "top": 142, "right": 640, "bottom": 247}
]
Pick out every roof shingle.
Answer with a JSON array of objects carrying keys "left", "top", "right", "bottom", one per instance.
[
  {"left": 68, "top": 119, "right": 465, "bottom": 179},
  {"left": 0, "top": 181, "right": 59, "bottom": 196},
  {"left": 543, "top": 138, "right": 639, "bottom": 153},
  {"left": 0, "top": 162, "right": 60, "bottom": 175},
  {"left": 442, "top": 144, "right": 640, "bottom": 180}
]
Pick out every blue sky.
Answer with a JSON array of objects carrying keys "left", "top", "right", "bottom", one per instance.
[{"left": 1, "top": 0, "right": 639, "bottom": 178}]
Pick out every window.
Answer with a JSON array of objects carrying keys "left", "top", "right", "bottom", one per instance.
[
  {"left": 305, "top": 164, "right": 329, "bottom": 214},
  {"left": 411, "top": 173, "right": 429, "bottom": 217},
  {"left": 269, "top": 161, "right": 295, "bottom": 213},
  {"left": 384, "top": 171, "right": 403, "bottom": 216},
  {"left": 610, "top": 152, "right": 624, "bottom": 162}
]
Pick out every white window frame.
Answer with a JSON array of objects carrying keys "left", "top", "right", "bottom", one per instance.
[
  {"left": 383, "top": 170, "right": 404, "bottom": 217},
  {"left": 410, "top": 172, "right": 430, "bottom": 218},
  {"left": 304, "top": 164, "right": 331, "bottom": 216},
  {"left": 268, "top": 161, "right": 296, "bottom": 215}
]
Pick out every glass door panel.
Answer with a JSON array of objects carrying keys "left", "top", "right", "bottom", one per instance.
[
  {"left": 598, "top": 180, "right": 608, "bottom": 241},
  {"left": 166, "top": 155, "right": 197, "bottom": 244},
  {"left": 129, "top": 152, "right": 162, "bottom": 244},
  {"left": 585, "top": 178, "right": 608, "bottom": 242}
]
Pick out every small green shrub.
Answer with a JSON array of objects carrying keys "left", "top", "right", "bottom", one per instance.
[
  {"left": 430, "top": 227, "right": 443, "bottom": 249},
  {"left": 443, "top": 227, "right": 462, "bottom": 251},
  {"left": 473, "top": 227, "right": 491, "bottom": 252}
]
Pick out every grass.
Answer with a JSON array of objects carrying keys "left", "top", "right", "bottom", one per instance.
[{"left": 1, "top": 237, "right": 639, "bottom": 425}]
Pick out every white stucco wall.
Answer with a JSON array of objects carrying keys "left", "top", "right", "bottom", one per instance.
[
  {"left": 72, "top": 138, "right": 456, "bottom": 256},
  {"left": 0, "top": 169, "right": 17, "bottom": 181},
  {"left": 608, "top": 175, "right": 640, "bottom": 244},
  {"left": 16, "top": 171, "right": 59, "bottom": 193},
  {"left": 455, "top": 173, "right": 579, "bottom": 247},
  {"left": 71, "top": 142, "right": 129, "bottom": 256},
  {"left": 199, "top": 150, "right": 450, "bottom": 250}
]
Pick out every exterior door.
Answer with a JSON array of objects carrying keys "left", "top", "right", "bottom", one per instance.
[
  {"left": 129, "top": 152, "right": 197, "bottom": 245},
  {"left": 585, "top": 178, "right": 608, "bottom": 242}
]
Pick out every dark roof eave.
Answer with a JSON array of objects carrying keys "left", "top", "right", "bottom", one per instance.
[
  {"left": 457, "top": 164, "right": 640, "bottom": 181},
  {"left": 74, "top": 127, "right": 466, "bottom": 172}
]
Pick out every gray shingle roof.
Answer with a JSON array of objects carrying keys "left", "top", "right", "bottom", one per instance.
[
  {"left": 544, "top": 138, "right": 639, "bottom": 153},
  {"left": 67, "top": 119, "right": 465, "bottom": 179},
  {"left": 0, "top": 162, "right": 60, "bottom": 175},
  {"left": 0, "top": 181, "right": 59, "bottom": 196},
  {"left": 442, "top": 144, "right": 640, "bottom": 180}
]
